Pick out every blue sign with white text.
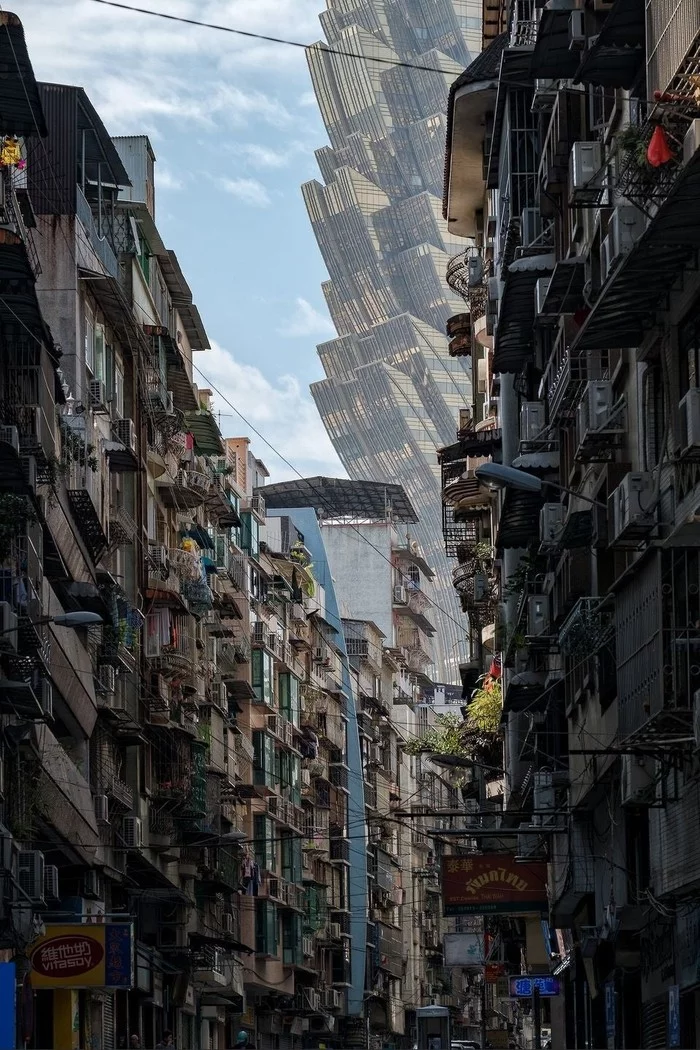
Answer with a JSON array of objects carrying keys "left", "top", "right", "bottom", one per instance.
[
  {"left": 0, "top": 962, "right": 16, "bottom": 1050},
  {"left": 605, "top": 982, "right": 616, "bottom": 1042},
  {"left": 509, "top": 976, "right": 560, "bottom": 998},
  {"left": 668, "top": 985, "right": 681, "bottom": 1048}
]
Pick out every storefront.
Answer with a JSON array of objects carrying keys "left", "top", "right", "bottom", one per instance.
[{"left": 640, "top": 916, "right": 676, "bottom": 1049}]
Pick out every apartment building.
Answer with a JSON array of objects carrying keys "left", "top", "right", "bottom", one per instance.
[{"left": 444, "top": 1, "right": 700, "bottom": 1047}]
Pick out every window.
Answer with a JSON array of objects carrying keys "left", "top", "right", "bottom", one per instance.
[
  {"left": 241, "top": 512, "right": 259, "bottom": 557},
  {"left": 278, "top": 673, "right": 300, "bottom": 726},
  {"left": 84, "top": 305, "right": 95, "bottom": 374},
  {"left": 253, "top": 730, "right": 276, "bottom": 790},
  {"left": 282, "top": 913, "right": 302, "bottom": 966},
  {"left": 94, "top": 323, "right": 106, "bottom": 382},
  {"left": 252, "top": 649, "right": 274, "bottom": 706},
  {"left": 115, "top": 362, "right": 124, "bottom": 418},
  {"left": 255, "top": 900, "right": 278, "bottom": 956},
  {"left": 281, "top": 833, "right": 302, "bottom": 884},
  {"left": 253, "top": 814, "right": 275, "bottom": 872}
]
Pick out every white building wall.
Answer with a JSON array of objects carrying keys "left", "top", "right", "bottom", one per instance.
[{"left": 322, "top": 522, "right": 394, "bottom": 640}]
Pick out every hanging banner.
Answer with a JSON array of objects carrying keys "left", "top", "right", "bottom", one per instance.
[
  {"left": 442, "top": 854, "right": 548, "bottom": 915},
  {"left": 443, "top": 933, "right": 484, "bottom": 966},
  {"left": 28, "top": 923, "right": 134, "bottom": 989}
]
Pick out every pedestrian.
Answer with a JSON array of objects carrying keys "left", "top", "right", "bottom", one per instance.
[
  {"left": 234, "top": 1031, "right": 255, "bottom": 1049},
  {"left": 156, "top": 1031, "right": 174, "bottom": 1048},
  {"left": 129, "top": 1036, "right": 141, "bottom": 1049}
]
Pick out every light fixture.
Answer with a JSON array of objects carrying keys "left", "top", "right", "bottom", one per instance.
[{"left": 474, "top": 463, "right": 606, "bottom": 508}]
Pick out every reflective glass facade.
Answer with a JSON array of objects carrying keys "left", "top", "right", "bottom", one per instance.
[{"left": 304, "top": 0, "right": 480, "bottom": 679}]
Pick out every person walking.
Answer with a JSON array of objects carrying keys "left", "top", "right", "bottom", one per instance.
[
  {"left": 156, "top": 1031, "right": 175, "bottom": 1048},
  {"left": 234, "top": 1031, "right": 255, "bottom": 1049}
]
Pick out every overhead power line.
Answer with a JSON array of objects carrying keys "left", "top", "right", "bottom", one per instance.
[{"left": 85, "top": 0, "right": 463, "bottom": 75}]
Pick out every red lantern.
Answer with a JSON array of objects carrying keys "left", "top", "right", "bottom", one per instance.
[{"left": 647, "top": 125, "right": 674, "bottom": 167}]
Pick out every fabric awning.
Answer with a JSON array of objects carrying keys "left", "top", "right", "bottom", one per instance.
[
  {"left": 0, "top": 233, "right": 55, "bottom": 351},
  {"left": 574, "top": 0, "right": 645, "bottom": 88},
  {"left": 495, "top": 488, "right": 543, "bottom": 548},
  {"left": 184, "top": 409, "right": 224, "bottom": 456},
  {"left": 539, "top": 257, "right": 586, "bottom": 315},
  {"left": 438, "top": 428, "right": 503, "bottom": 462},
  {"left": 530, "top": 9, "right": 582, "bottom": 79},
  {"left": 493, "top": 254, "right": 555, "bottom": 373},
  {"left": 572, "top": 152, "right": 700, "bottom": 353},
  {"left": 0, "top": 13, "right": 47, "bottom": 136}
]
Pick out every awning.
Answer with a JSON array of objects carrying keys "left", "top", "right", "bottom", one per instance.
[
  {"left": 493, "top": 254, "right": 555, "bottom": 373},
  {"left": 104, "top": 439, "right": 138, "bottom": 473},
  {"left": 184, "top": 409, "right": 224, "bottom": 456},
  {"left": 503, "top": 672, "right": 548, "bottom": 714},
  {"left": 560, "top": 509, "right": 595, "bottom": 548},
  {"left": 182, "top": 524, "right": 215, "bottom": 550},
  {"left": 539, "top": 258, "right": 586, "bottom": 316},
  {"left": 49, "top": 616, "right": 98, "bottom": 737},
  {"left": 438, "top": 428, "right": 503, "bottom": 462},
  {"left": 572, "top": 152, "right": 700, "bottom": 353},
  {"left": 530, "top": 9, "right": 582, "bottom": 79},
  {"left": 0, "top": 13, "right": 48, "bottom": 136},
  {"left": 32, "top": 723, "right": 99, "bottom": 859},
  {"left": 495, "top": 488, "right": 543, "bottom": 548},
  {"left": 574, "top": 0, "right": 645, "bottom": 88},
  {"left": 0, "top": 232, "right": 55, "bottom": 350}
]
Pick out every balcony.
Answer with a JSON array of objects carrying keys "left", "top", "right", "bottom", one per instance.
[
  {"left": 541, "top": 321, "right": 595, "bottom": 423},
  {"left": 445, "top": 312, "right": 472, "bottom": 358},
  {"left": 329, "top": 837, "right": 350, "bottom": 865},
  {"left": 76, "top": 185, "right": 119, "bottom": 279},
  {"left": 157, "top": 469, "right": 211, "bottom": 509},
  {"left": 538, "top": 84, "right": 583, "bottom": 205}
]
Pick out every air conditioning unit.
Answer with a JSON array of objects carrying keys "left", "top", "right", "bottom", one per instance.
[
  {"left": 680, "top": 389, "right": 700, "bottom": 454},
  {"left": 568, "top": 9, "right": 586, "bottom": 47},
  {"left": 0, "top": 425, "right": 20, "bottom": 453},
  {"left": 576, "top": 380, "right": 615, "bottom": 447},
  {"left": 609, "top": 472, "right": 655, "bottom": 546},
  {"left": 604, "top": 206, "right": 645, "bottom": 276},
  {"left": 114, "top": 418, "right": 136, "bottom": 452},
  {"left": 94, "top": 794, "right": 109, "bottom": 824},
  {"left": 0, "top": 602, "right": 18, "bottom": 650},
  {"left": 520, "top": 401, "right": 546, "bottom": 442},
  {"left": 569, "top": 141, "right": 602, "bottom": 199},
  {"left": 520, "top": 207, "right": 541, "bottom": 247},
  {"left": 535, "top": 277, "right": 551, "bottom": 315},
  {"left": 89, "top": 379, "right": 108, "bottom": 412},
  {"left": 527, "top": 594, "right": 550, "bottom": 636},
  {"left": 39, "top": 680, "right": 53, "bottom": 720},
  {"left": 532, "top": 79, "right": 557, "bottom": 111},
  {"left": 331, "top": 990, "right": 342, "bottom": 1009},
  {"left": 301, "top": 768, "right": 311, "bottom": 788},
  {"left": 468, "top": 254, "right": 484, "bottom": 287},
  {"left": 473, "top": 572, "right": 490, "bottom": 602},
  {"left": 149, "top": 544, "right": 169, "bottom": 572},
  {"left": 18, "top": 850, "right": 45, "bottom": 903},
  {"left": 44, "top": 864, "right": 60, "bottom": 901},
  {"left": 23, "top": 455, "right": 37, "bottom": 491},
  {"left": 540, "top": 503, "right": 564, "bottom": 549},
  {"left": 303, "top": 935, "right": 315, "bottom": 957},
  {"left": 223, "top": 911, "right": 235, "bottom": 935},
  {"left": 621, "top": 754, "right": 655, "bottom": 806},
  {"left": 98, "top": 664, "right": 116, "bottom": 694},
  {"left": 393, "top": 584, "right": 407, "bottom": 604},
  {"left": 122, "top": 816, "right": 143, "bottom": 849},
  {"left": 329, "top": 922, "right": 342, "bottom": 940},
  {"left": 252, "top": 622, "right": 266, "bottom": 645},
  {"left": 533, "top": 772, "right": 556, "bottom": 823},
  {"left": 83, "top": 869, "right": 103, "bottom": 900},
  {"left": 516, "top": 824, "right": 541, "bottom": 859}
]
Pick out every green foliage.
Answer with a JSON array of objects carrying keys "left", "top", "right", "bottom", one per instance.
[
  {"left": 467, "top": 678, "right": 502, "bottom": 733},
  {"left": 404, "top": 713, "right": 469, "bottom": 757},
  {"left": 0, "top": 494, "right": 36, "bottom": 563}
]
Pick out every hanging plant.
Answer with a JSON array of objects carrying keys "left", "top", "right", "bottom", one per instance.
[
  {"left": 467, "top": 676, "right": 502, "bottom": 734},
  {"left": 404, "top": 713, "right": 470, "bottom": 757},
  {"left": 0, "top": 494, "right": 37, "bottom": 564}
]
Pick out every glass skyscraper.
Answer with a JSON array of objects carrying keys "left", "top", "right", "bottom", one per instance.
[{"left": 303, "top": 0, "right": 480, "bottom": 681}]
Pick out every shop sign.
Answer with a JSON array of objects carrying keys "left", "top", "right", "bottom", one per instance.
[
  {"left": 604, "top": 982, "right": 615, "bottom": 1047},
  {"left": 668, "top": 985, "right": 681, "bottom": 1049},
  {"left": 443, "top": 933, "right": 484, "bottom": 966},
  {"left": 442, "top": 854, "right": 548, "bottom": 916},
  {"left": 0, "top": 962, "right": 15, "bottom": 1050},
  {"left": 484, "top": 963, "right": 505, "bottom": 983},
  {"left": 28, "top": 923, "right": 133, "bottom": 989},
  {"left": 509, "top": 976, "right": 560, "bottom": 997}
]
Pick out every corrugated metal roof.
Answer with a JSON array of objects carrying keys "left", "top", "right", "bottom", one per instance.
[{"left": 0, "top": 13, "right": 47, "bottom": 137}]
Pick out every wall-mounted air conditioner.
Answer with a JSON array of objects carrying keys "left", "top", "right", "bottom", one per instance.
[
  {"left": 620, "top": 754, "right": 655, "bottom": 806},
  {"left": 0, "top": 602, "right": 17, "bottom": 650},
  {"left": 39, "top": 680, "right": 53, "bottom": 720},
  {"left": 603, "top": 206, "right": 645, "bottom": 278},
  {"left": 521, "top": 208, "right": 541, "bottom": 247},
  {"left": 532, "top": 79, "right": 557, "bottom": 111},
  {"left": 569, "top": 141, "right": 602, "bottom": 201},
  {"left": 122, "top": 816, "right": 143, "bottom": 849},
  {"left": 18, "top": 850, "right": 45, "bottom": 903},
  {"left": 535, "top": 277, "right": 551, "bottom": 315},
  {"left": 44, "top": 865, "right": 60, "bottom": 901},
  {"left": 94, "top": 794, "right": 110, "bottom": 824},
  {"left": 516, "top": 824, "right": 541, "bottom": 859},
  {"left": 533, "top": 772, "right": 556, "bottom": 823},
  {"left": 114, "top": 418, "right": 136, "bottom": 453},
  {"left": 568, "top": 10, "right": 586, "bottom": 47},
  {"left": 393, "top": 584, "right": 407, "bottom": 604},
  {"left": 98, "top": 664, "right": 116, "bottom": 694},
  {"left": 576, "top": 379, "right": 615, "bottom": 446},
  {"left": 527, "top": 595, "right": 550, "bottom": 637},
  {"left": 679, "top": 389, "right": 700, "bottom": 455},
  {"left": 540, "top": 503, "right": 564, "bottom": 549},
  {"left": 473, "top": 572, "right": 490, "bottom": 602},
  {"left": 89, "top": 379, "right": 108, "bottom": 412},
  {"left": 468, "top": 255, "right": 484, "bottom": 287},
  {"left": 520, "top": 402, "right": 546, "bottom": 442},
  {"left": 609, "top": 472, "right": 655, "bottom": 546}
]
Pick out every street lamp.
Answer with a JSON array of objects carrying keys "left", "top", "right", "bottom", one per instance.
[
  {"left": 0, "top": 611, "right": 103, "bottom": 636},
  {"left": 474, "top": 462, "right": 607, "bottom": 508}
]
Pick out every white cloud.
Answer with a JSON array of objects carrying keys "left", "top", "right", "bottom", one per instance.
[
  {"left": 194, "top": 343, "right": 344, "bottom": 482},
  {"left": 232, "top": 143, "right": 291, "bottom": 169},
  {"left": 218, "top": 176, "right": 271, "bottom": 208},
  {"left": 155, "top": 166, "right": 184, "bottom": 191},
  {"left": 278, "top": 298, "right": 335, "bottom": 338}
]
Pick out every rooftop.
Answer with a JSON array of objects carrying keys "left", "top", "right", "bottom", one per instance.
[{"left": 260, "top": 477, "right": 418, "bottom": 523}]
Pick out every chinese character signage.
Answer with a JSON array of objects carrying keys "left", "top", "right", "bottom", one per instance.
[
  {"left": 28, "top": 924, "right": 134, "bottom": 989},
  {"left": 509, "top": 976, "right": 560, "bottom": 997},
  {"left": 443, "top": 933, "right": 484, "bottom": 966},
  {"left": 441, "top": 854, "right": 548, "bottom": 916}
]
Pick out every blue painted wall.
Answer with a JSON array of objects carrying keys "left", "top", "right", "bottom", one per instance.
[{"left": 268, "top": 508, "right": 368, "bottom": 1016}]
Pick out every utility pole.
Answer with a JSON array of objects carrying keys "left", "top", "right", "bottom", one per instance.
[{"left": 534, "top": 988, "right": 542, "bottom": 1050}]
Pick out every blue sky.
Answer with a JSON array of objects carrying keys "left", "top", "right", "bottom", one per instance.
[{"left": 18, "top": 0, "right": 344, "bottom": 480}]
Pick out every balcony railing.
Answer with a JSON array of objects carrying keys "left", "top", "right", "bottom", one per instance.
[{"left": 76, "top": 185, "right": 119, "bottom": 279}]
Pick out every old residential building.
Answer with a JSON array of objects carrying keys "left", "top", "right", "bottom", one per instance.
[{"left": 444, "top": 0, "right": 700, "bottom": 1047}]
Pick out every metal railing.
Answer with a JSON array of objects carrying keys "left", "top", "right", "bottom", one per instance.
[{"left": 76, "top": 185, "right": 119, "bottom": 279}]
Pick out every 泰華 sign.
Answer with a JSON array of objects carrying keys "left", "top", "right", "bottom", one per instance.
[
  {"left": 28, "top": 924, "right": 133, "bottom": 989},
  {"left": 441, "top": 854, "right": 548, "bottom": 916}
]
